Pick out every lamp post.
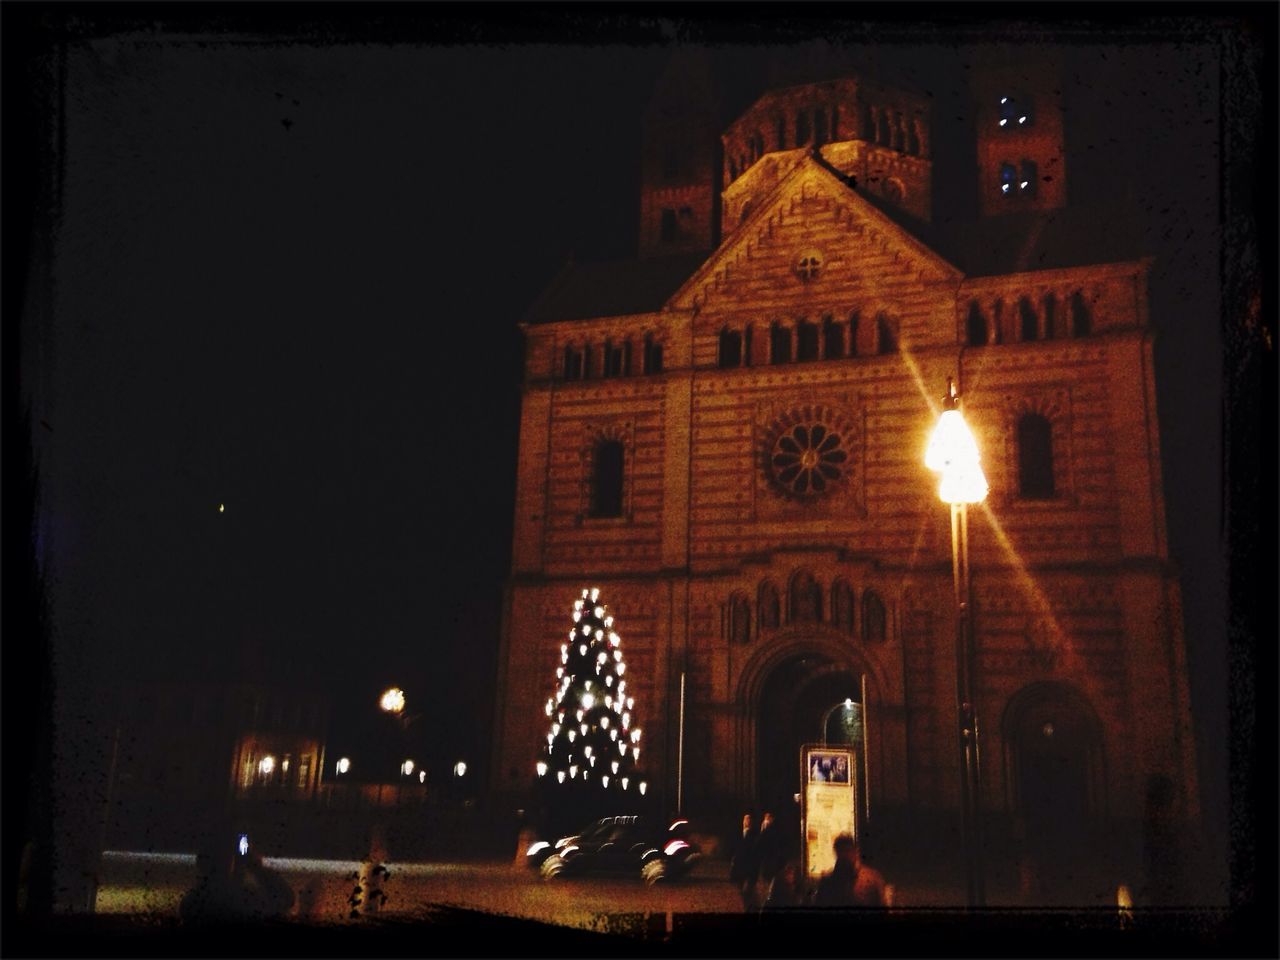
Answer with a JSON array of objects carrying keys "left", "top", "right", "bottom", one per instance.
[
  {"left": 379, "top": 687, "right": 424, "bottom": 784},
  {"left": 925, "top": 378, "right": 988, "bottom": 909}
]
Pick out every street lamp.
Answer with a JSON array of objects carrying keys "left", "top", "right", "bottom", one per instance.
[
  {"left": 380, "top": 687, "right": 406, "bottom": 715},
  {"left": 925, "top": 377, "right": 988, "bottom": 909}
]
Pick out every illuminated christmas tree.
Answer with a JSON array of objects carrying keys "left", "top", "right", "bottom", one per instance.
[{"left": 534, "top": 588, "right": 647, "bottom": 820}]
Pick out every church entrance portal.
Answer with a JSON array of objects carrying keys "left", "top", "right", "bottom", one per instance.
[{"left": 755, "top": 654, "right": 865, "bottom": 824}]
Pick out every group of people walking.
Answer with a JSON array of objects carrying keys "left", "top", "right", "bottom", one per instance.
[{"left": 730, "top": 811, "right": 887, "bottom": 912}]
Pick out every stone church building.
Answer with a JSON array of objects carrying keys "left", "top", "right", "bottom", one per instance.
[{"left": 492, "top": 50, "right": 1199, "bottom": 881}]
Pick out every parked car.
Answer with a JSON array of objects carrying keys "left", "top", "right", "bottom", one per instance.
[{"left": 525, "top": 815, "right": 701, "bottom": 885}]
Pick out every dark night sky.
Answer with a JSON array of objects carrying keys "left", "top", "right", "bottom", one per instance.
[{"left": 5, "top": 6, "right": 1274, "bottom": 893}]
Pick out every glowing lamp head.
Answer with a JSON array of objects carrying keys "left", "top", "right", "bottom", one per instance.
[
  {"left": 925, "top": 381, "right": 988, "bottom": 505},
  {"left": 336, "top": 756, "right": 351, "bottom": 775},
  {"left": 400, "top": 759, "right": 415, "bottom": 776},
  {"left": 937, "top": 463, "right": 990, "bottom": 505},
  {"left": 258, "top": 755, "right": 275, "bottom": 776},
  {"left": 536, "top": 761, "right": 547, "bottom": 777},
  {"left": 380, "top": 688, "right": 406, "bottom": 714}
]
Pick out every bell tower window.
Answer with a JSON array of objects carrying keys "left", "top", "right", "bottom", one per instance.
[
  {"left": 660, "top": 208, "right": 678, "bottom": 243},
  {"left": 999, "top": 95, "right": 1032, "bottom": 128}
]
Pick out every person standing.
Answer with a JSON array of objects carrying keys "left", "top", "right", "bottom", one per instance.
[
  {"left": 729, "top": 812, "right": 761, "bottom": 912},
  {"left": 762, "top": 860, "right": 803, "bottom": 911},
  {"left": 756, "top": 811, "right": 786, "bottom": 893},
  {"left": 813, "top": 834, "right": 886, "bottom": 908}
]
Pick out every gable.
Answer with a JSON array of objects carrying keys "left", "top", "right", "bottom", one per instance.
[{"left": 666, "top": 156, "right": 962, "bottom": 316}]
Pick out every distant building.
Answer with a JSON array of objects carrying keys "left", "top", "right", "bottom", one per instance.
[
  {"left": 105, "top": 681, "right": 329, "bottom": 851},
  {"left": 493, "top": 48, "right": 1200, "bottom": 888}
]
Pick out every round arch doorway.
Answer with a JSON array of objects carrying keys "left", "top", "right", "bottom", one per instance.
[{"left": 756, "top": 655, "right": 866, "bottom": 823}]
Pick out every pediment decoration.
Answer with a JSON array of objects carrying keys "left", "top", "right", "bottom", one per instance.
[{"left": 667, "top": 155, "right": 961, "bottom": 315}]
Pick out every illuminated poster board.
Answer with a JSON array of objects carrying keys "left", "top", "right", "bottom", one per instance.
[{"left": 801, "top": 745, "right": 857, "bottom": 881}]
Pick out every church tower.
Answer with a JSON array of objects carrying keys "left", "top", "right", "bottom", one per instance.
[
  {"left": 970, "top": 59, "right": 1067, "bottom": 216},
  {"left": 637, "top": 51, "right": 720, "bottom": 259}
]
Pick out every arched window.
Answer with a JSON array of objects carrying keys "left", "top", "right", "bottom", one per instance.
[
  {"left": 728, "top": 158, "right": 739, "bottom": 182},
  {"left": 822, "top": 315, "right": 844, "bottom": 359},
  {"left": 848, "top": 310, "right": 861, "bottom": 357},
  {"left": 729, "top": 594, "right": 751, "bottom": 646},
  {"left": 833, "top": 580, "right": 855, "bottom": 636},
  {"left": 770, "top": 322, "right": 792, "bottom": 364},
  {"left": 589, "top": 440, "right": 625, "bottom": 518},
  {"left": 603, "top": 339, "right": 625, "bottom": 377},
  {"left": 759, "top": 582, "right": 781, "bottom": 631},
  {"left": 1017, "top": 414, "right": 1055, "bottom": 499},
  {"left": 877, "top": 109, "right": 891, "bottom": 146},
  {"left": 862, "top": 590, "right": 886, "bottom": 643},
  {"left": 790, "top": 571, "right": 822, "bottom": 623},
  {"left": 1019, "top": 159, "right": 1038, "bottom": 197},
  {"left": 1071, "top": 291, "right": 1092, "bottom": 337},
  {"left": 1042, "top": 293, "right": 1057, "bottom": 340},
  {"left": 775, "top": 116, "right": 787, "bottom": 151},
  {"left": 907, "top": 119, "right": 921, "bottom": 156},
  {"left": 830, "top": 104, "right": 840, "bottom": 140},
  {"left": 564, "top": 345, "right": 583, "bottom": 381},
  {"left": 643, "top": 334, "right": 663, "bottom": 374},
  {"left": 861, "top": 103, "right": 874, "bottom": 141},
  {"left": 1000, "top": 162, "right": 1017, "bottom": 196},
  {"left": 660, "top": 208, "right": 678, "bottom": 243},
  {"left": 718, "top": 327, "right": 743, "bottom": 368},
  {"left": 796, "top": 110, "right": 811, "bottom": 145},
  {"left": 967, "top": 301, "right": 989, "bottom": 346},
  {"left": 1019, "top": 297, "right": 1039, "bottom": 342},
  {"left": 796, "top": 319, "right": 820, "bottom": 362},
  {"left": 876, "top": 312, "right": 898, "bottom": 355},
  {"left": 999, "top": 95, "right": 1032, "bottom": 129},
  {"left": 814, "top": 108, "right": 828, "bottom": 145}
]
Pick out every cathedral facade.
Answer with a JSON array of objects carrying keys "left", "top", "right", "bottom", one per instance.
[{"left": 492, "top": 53, "right": 1199, "bottom": 875}]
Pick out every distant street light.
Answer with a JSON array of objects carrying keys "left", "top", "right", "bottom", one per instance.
[
  {"left": 453, "top": 761, "right": 467, "bottom": 778},
  {"left": 380, "top": 687, "right": 406, "bottom": 714},
  {"left": 401, "top": 759, "right": 415, "bottom": 777},
  {"left": 335, "top": 756, "right": 351, "bottom": 775},
  {"left": 925, "top": 377, "right": 988, "bottom": 909}
]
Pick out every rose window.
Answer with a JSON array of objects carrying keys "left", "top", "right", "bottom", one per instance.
[{"left": 768, "top": 420, "right": 849, "bottom": 497}]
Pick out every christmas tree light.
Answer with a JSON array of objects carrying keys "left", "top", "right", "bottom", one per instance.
[{"left": 535, "top": 588, "right": 647, "bottom": 800}]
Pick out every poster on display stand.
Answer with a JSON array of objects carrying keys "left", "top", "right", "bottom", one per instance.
[{"left": 801, "top": 745, "right": 857, "bottom": 881}]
